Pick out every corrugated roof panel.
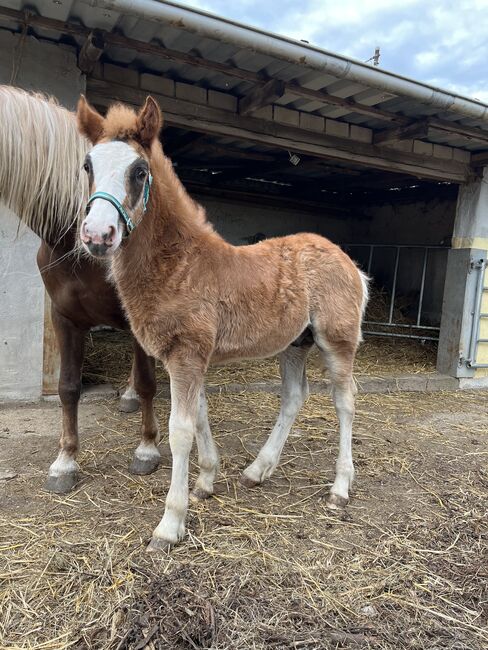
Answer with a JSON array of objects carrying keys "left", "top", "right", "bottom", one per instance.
[{"left": 0, "top": 0, "right": 486, "bottom": 155}]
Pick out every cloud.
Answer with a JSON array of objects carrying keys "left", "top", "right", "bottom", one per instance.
[{"left": 175, "top": 0, "right": 488, "bottom": 103}]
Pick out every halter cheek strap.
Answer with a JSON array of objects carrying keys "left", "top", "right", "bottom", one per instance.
[{"left": 85, "top": 173, "right": 153, "bottom": 235}]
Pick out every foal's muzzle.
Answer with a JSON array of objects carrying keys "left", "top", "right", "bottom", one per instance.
[{"left": 81, "top": 220, "right": 116, "bottom": 258}]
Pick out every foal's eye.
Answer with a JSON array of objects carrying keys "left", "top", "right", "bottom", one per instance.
[
  {"left": 136, "top": 167, "right": 147, "bottom": 181},
  {"left": 83, "top": 162, "right": 90, "bottom": 173}
]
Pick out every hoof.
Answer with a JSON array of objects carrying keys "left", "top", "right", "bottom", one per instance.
[
  {"left": 239, "top": 473, "right": 260, "bottom": 489},
  {"left": 146, "top": 537, "right": 174, "bottom": 553},
  {"left": 129, "top": 456, "right": 160, "bottom": 476},
  {"left": 190, "top": 487, "right": 212, "bottom": 502},
  {"left": 326, "top": 493, "right": 349, "bottom": 510},
  {"left": 119, "top": 397, "right": 140, "bottom": 413},
  {"left": 45, "top": 472, "right": 79, "bottom": 494}
]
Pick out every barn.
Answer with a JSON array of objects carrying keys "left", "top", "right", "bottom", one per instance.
[
  {"left": 1, "top": 3, "right": 488, "bottom": 648},
  {"left": 0, "top": 0, "right": 488, "bottom": 400}
]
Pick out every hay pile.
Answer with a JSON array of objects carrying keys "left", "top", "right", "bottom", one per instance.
[{"left": 1, "top": 390, "right": 487, "bottom": 649}]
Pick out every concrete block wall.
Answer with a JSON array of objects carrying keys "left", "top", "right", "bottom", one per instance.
[
  {"left": 196, "top": 195, "right": 352, "bottom": 245},
  {"left": 0, "top": 33, "right": 85, "bottom": 401},
  {"left": 93, "top": 62, "right": 469, "bottom": 164}
]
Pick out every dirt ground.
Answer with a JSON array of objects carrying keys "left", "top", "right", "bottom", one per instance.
[{"left": 0, "top": 388, "right": 487, "bottom": 649}]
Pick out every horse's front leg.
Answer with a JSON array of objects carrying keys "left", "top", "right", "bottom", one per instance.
[
  {"left": 45, "top": 308, "right": 86, "bottom": 494},
  {"left": 129, "top": 342, "right": 160, "bottom": 475},
  {"left": 148, "top": 356, "right": 203, "bottom": 551}
]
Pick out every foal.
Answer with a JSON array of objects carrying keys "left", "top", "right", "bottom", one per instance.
[{"left": 77, "top": 96, "right": 368, "bottom": 551}]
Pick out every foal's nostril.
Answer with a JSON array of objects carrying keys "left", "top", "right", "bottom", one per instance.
[{"left": 103, "top": 225, "right": 116, "bottom": 244}]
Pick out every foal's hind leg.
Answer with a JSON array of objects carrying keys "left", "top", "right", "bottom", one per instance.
[
  {"left": 129, "top": 344, "right": 160, "bottom": 475},
  {"left": 45, "top": 308, "right": 86, "bottom": 494},
  {"left": 240, "top": 341, "right": 312, "bottom": 488},
  {"left": 191, "top": 387, "right": 219, "bottom": 501},
  {"left": 316, "top": 337, "right": 357, "bottom": 508}
]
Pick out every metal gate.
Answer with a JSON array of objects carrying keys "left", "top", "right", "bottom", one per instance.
[
  {"left": 464, "top": 256, "right": 488, "bottom": 368},
  {"left": 344, "top": 244, "right": 449, "bottom": 342}
]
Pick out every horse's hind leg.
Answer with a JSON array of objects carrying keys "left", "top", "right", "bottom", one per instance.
[
  {"left": 119, "top": 339, "right": 141, "bottom": 413},
  {"left": 240, "top": 337, "right": 312, "bottom": 488},
  {"left": 129, "top": 343, "right": 160, "bottom": 475},
  {"left": 45, "top": 308, "right": 86, "bottom": 494},
  {"left": 315, "top": 336, "right": 357, "bottom": 508}
]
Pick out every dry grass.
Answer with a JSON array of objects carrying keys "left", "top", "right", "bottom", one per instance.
[{"left": 1, "top": 389, "right": 487, "bottom": 649}]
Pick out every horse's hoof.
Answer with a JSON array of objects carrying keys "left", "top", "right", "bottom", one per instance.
[
  {"left": 190, "top": 487, "right": 212, "bottom": 502},
  {"left": 239, "top": 473, "right": 260, "bottom": 489},
  {"left": 129, "top": 456, "right": 160, "bottom": 476},
  {"left": 45, "top": 472, "right": 79, "bottom": 494},
  {"left": 146, "top": 537, "right": 173, "bottom": 553},
  {"left": 119, "top": 397, "right": 140, "bottom": 413},
  {"left": 326, "top": 493, "right": 349, "bottom": 510}
]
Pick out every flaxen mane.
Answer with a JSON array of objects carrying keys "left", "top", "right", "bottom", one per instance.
[{"left": 0, "top": 85, "right": 89, "bottom": 240}]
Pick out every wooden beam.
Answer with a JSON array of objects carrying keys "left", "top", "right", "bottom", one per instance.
[
  {"left": 2, "top": 5, "right": 488, "bottom": 145},
  {"left": 87, "top": 79, "right": 471, "bottom": 183},
  {"left": 471, "top": 151, "right": 488, "bottom": 167},
  {"left": 78, "top": 29, "right": 105, "bottom": 74},
  {"left": 239, "top": 79, "right": 285, "bottom": 116},
  {"left": 373, "top": 120, "right": 430, "bottom": 145}
]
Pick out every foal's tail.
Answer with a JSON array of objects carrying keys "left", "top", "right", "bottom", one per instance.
[
  {"left": 358, "top": 268, "right": 370, "bottom": 318},
  {"left": 0, "top": 85, "right": 89, "bottom": 241}
]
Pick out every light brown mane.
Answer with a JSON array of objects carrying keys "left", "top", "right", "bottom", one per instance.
[{"left": 0, "top": 85, "right": 89, "bottom": 240}]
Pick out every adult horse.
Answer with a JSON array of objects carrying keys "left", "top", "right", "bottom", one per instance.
[
  {"left": 77, "top": 96, "right": 368, "bottom": 551},
  {"left": 0, "top": 86, "right": 160, "bottom": 493}
]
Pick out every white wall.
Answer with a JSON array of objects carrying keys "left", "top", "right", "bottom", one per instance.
[{"left": 0, "top": 33, "right": 85, "bottom": 401}]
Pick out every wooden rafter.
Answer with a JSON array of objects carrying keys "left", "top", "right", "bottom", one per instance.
[
  {"left": 239, "top": 79, "right": 285, "bottom": 116},
  {"left": 78, "top": 29, "right": 105, "bottom": 74}
]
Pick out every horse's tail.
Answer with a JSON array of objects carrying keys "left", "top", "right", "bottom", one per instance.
[{"left": 0, "top": 85, "right": 89, "bottom": 241}]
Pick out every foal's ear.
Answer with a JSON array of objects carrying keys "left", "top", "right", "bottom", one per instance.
[
  {"left": 136, "top": 96, "right": 163, "bottom": 148},
  {"left": 77, "top": 95, "right": 104, "bottom": 144}
]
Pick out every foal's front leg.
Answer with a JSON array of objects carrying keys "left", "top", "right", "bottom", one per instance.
[{"left": 148, "top": 360, "right": 203, "bottom": 551}]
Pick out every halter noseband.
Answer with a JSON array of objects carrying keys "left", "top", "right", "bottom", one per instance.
[{"left": 85, "top": 173, "right": 153, "bottom": 235}]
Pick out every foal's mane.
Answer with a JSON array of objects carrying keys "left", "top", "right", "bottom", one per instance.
[
  {"left": 102, "top": 102, "right": 215, "bottom": 237},
  {"left": 0, "top": 85, "right": 89, "bottom": 241}
]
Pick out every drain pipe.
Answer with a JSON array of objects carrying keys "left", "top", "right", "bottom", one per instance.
[{"left": 80, "top": 0, "right": 488, "bottom": 122}]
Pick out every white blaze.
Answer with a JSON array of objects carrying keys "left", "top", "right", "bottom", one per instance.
[{"left": 83, "top": 141, "right": 139, "bottom": 249}]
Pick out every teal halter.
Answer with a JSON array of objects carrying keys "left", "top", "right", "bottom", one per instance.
[{"left": 85, "top": 173, "right": 153, "bottom": 235}]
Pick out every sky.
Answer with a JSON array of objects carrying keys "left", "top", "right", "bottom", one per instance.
[{"left": 175, "top": 0, "right": 488, "bottom": 103}]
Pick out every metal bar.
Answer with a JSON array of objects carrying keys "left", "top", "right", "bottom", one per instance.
[
  {"left": 480, "top": 313, "right": 488, "bottom": 318},
  {"left": 477, "top": 338, "right": 488, "bottom": 343},
  {"left": 364, "top": 331, "right": 438, "bottom": 341},
  {"left": 367, "top": 245, "right": 374, "bottom": 276},
  {"left": 468, "top": 362, "right": 488, "bottom": 368},
  {"left": 388, "top": 247, "right": 401, "bottom": 324},
  {"left": 467, "top": 258, "right": 486, "bottom": 367},
  {"left": 416, "top": 248, "right": 428, "bottom": 326},
  {"left": 345, "top": 244, "right": 448, "bottom": 249},
  {"left": 364, "top": 321, "right": 439, "bottom": 331}
]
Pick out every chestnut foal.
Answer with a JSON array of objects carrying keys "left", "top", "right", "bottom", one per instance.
[
  {"left": 77, "top": 96, "right": 368, "bottom": 551},
  {"left": 0, "top": 86, "right": 160, "bottom": 492}
]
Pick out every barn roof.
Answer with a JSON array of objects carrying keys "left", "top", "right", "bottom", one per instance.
[{"left": 0, "top": 0, "right": 486, "bottom": 203}]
